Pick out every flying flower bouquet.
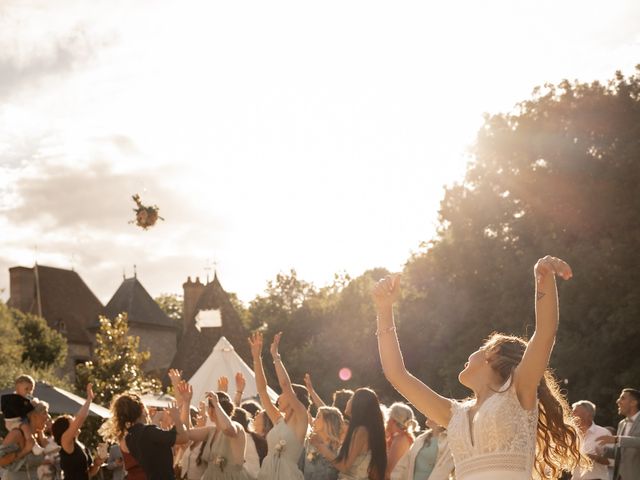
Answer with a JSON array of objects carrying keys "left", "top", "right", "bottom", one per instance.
[{"left": 130, "top": 194, "right": 164, "bottom": 230}]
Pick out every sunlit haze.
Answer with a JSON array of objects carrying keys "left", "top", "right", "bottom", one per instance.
[{"left": 1, "top": 0, "right": 638, "bottom": 303}]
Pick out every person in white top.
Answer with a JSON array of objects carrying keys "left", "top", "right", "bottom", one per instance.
[
  {"left": 571, "top": 400, "right": 610, "bottom": 480},
  {"left": 373, "top": 255, "right": 589, "bottom": 480}
]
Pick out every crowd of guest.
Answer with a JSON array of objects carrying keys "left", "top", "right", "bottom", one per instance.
[{"left": 1, "top": 363, "right": 638, "bottom": 479}]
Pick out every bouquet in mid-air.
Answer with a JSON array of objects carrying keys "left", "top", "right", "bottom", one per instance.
[{"left": 130, "top": 194, "right": 164, "bottom": 230}]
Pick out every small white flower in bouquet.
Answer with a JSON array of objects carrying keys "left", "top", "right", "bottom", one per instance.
[
  {"left": 275, "top": 439, "right": 286, "bottom": 457},
  {"left": 214, "top": 456, "right": 227, "bottom": 472}
]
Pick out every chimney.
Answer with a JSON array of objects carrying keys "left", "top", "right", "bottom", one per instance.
[
  {"left": 8, "top": 266, "right": 36, "bottom": 313},
  {"left": 182, "top": 276, "right": 205, "bottom": 331}
]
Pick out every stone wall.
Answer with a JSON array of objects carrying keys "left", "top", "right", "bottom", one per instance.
[
  {"left": 61, "top": 341, "right": 93, "bottom": 381},
  {"left": 129, "top": 325, "right": 177, "bottom": 376}
]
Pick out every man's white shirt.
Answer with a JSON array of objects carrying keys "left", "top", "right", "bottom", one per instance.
[
  {"left": 572, "top": 422, "right": 611, "bottom": 480},
  {"left": 623, "top": 411, "right": 639, "bottom": 436}
]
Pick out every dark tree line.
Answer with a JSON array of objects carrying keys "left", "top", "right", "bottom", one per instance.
[{"left": 240, "top": 67, "right": 640, "bottom": 428}]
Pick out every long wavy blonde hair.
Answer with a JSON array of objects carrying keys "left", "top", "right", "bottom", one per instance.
[
  {"left": 483, "top": 333, "right": 589, "bottom": 479},
  {"left": 317, "top": 406, "right": 344, "bottom": 452}
]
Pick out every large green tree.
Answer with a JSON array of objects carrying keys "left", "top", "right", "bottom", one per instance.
[
  {"left": 242, "top": 68, "right": 640, "bottom": 427},
  {"left": 12, "top": 310, "right": 67, "bottom": 369},
  {"left": 398, "top": 68, "right": 640, "bottom": 423},
  {"left": 76, "top": 313, "right": 160, "bottom": 406},
  {"left": 0, "top": 302, "right": 71, "bottom": 390}
]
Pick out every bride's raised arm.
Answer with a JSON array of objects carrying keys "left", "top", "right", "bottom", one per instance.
[{"left": 374, "top": 274, "right": 453, "bottom": 427}]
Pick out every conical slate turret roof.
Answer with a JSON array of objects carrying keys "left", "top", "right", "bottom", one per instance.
[{"left": 94, "top": 277, "right": 174, "bottom": 329}]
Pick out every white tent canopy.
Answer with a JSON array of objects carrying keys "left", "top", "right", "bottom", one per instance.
[{"left": 189, "top": 336, "right": 278, "bottom": 405}]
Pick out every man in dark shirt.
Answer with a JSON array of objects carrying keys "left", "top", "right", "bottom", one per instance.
[{"left": 126, "top": 404, "right": 188, "bottom": 480}]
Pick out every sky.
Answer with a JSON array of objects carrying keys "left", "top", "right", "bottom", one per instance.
[{"left": 1, "top": 0, "right": 639, "bottom": 305}]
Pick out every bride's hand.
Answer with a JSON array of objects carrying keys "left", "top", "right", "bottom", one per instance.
[
  {"left": 372, "top": 274, "right": 401, "bottom": 310},
  {"left": 534, "top": 256, "right": 572, "bottom": 286}
]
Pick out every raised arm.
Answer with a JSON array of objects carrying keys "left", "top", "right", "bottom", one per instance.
[
  {"left": 514, "top": 256, "right": 572, "bottom": 410},
  {"left": 374, "top": 275, "right": 453, "bottom": 427},
  {"left": 175, "top": 381, "right": 193, "bottom": 427},
  {"left": 217, "top": 376, "right": 229, "bottom": 394},
  {"left": 270, "top": 333, "right": 308, "bottom": 419},
  {"left": 304, "top": 373, "right": 326, "bottom": 409},
  {"left": 207, "top": 393, "right": 240, "bottom": 437},
  {"left": 270, "top": 333, "right": 309, "bottom": 443},
  {"left": 61, "top": 384, "right": 95, "bottom": 452},
  {"left": 269, "top": 333, "right": 295, "bottom": 397},
  {"left": 248, "top": 332, "right": 281, "bottom": 424},
  {"left": 168, "top": 402, "right": 189, "bottom": 445},
  {"left": 233, "top": 372, "right": 245, "bottom": 407}
]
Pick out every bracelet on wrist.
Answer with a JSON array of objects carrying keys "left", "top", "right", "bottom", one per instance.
[{"left": 375, "top": 325, "right": 396, "bottom": 336}]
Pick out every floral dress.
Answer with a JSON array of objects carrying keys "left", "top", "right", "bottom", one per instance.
[
  {"left": 258, "top": 419, "right": 304, "bottom": 480},
  {"left": 300, "top": 444, "right": 338, "bottom": 480},
  {"left": 202, "top": 426, "right": 252, "bottom": 480}
]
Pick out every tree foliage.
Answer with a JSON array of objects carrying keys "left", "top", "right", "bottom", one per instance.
[
  {"left": 76, "top": 313, "right": 160, "bottom": 406},
  {"left": 0, "top": 302, "right": 71, "bottom": 390},
  {"left": 12, "top": 310, "right": 67, "bottom": 369},
  {"left": 243, "top": 68, "right": 640, "bottom": 427}
]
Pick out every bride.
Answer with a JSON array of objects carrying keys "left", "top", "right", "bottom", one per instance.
[{"left": 373, "top": 256, "right": 588, "bottom": 479}]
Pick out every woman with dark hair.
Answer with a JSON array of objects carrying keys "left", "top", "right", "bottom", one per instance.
[
  {"left": 51, "top": 384, "right": 106, "bottom": 480},
  {"left": 374, "top": 256, "right": 588, "bottom": 479},
  {"left": 252, "top": 410, "right": 274, "bottom": 440},
  {"left": 313, "top": 388, "right": 387, "bottom": 480},
  {"left": 231, "top": 407, "right": 262, "bottom": 478},
  {"left": 249, "top": 332, "right": 308, "bottom": 480},
  {"left": 186, "top": 391, "right": 250, "bottom": 480},
  {"left": 179, "top": 402, "right": 208, "bottom": 480}
]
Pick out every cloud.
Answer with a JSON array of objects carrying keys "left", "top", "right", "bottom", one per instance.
[
  {"left": 0, "top": 156, "right": 232, "bottom": 303},
  {"left": 0, "top": 3, "right": 117, "bottom": 101},
  {"left": 1, "top": 158, "right": 227, "bottom": 235}
]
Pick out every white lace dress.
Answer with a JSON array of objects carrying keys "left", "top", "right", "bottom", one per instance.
[{"left": 447, "top": 381, "right": 538, "bottom": 480}]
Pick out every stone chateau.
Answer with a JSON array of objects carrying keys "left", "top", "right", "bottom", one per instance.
[{"left": 6, "top": 265, "right": 250, "bottom": 381}]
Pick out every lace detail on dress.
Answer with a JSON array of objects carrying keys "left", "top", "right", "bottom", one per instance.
[{"left": 447, "top": 380, "right": 538, "bottom": 479}]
